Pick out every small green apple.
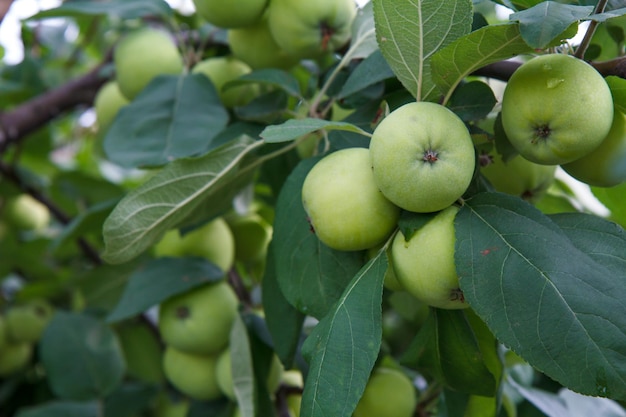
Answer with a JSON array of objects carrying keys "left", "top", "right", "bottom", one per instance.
[
  {"left": 2, "top": 194, "right": 50, "bottom": 231},
  {"left": 370, "top": 102, "right": 476, "bottom": 213},
  {"left": 391, "top": 205, "right": 468, "bottom": 310},
  {"left": 215, "top": 347, "right": 283, "bottom": 400},
  {"left": 267, "top": 0, "right": 356, "bottom": 58},
  {"left": 114, "top": 28, "right": 184, "bottom": 100},
  {"left": 158, "top": 281, "right": 239, "bottom": 355},
  {"left": 501, "top": 54, "right": 614, "bottom": 165},
  {"left": 562, "top": 109, "right": 626, "bottom": 187},
  {"left": 5, "top": 299, "right": 54, "bottom": 344},
  {"left": 192, "top": 56, "right": 259, "bottom": 108},
  {"left": 302, "top": 147, "right": 401, "bottom": 251},
  {"left": 162, "top": 346, "right": 222, "bottom": 400},
  {"left": 115, "top": 320, "right": 165, "bottom": 384},
  {"left": 228, "top": 17, "right": 301, "bottom": 70},
  {"left": 94, "top": 80, "right": 129, "bottom": 131},
  {"left": 0, "top": 342, "right": 33, "bottom": 376},
  {"left": 192, "top": 0, "right": 268, "bottom": 28},
  {"left": 154, "top": 393, "right": 190, "bottom": 417},
  {"left": 226, "top": 212, "right": 272, "bottom": 263},
  {"left": 353, "top": 367, "right": 417, "bottom": 417}
]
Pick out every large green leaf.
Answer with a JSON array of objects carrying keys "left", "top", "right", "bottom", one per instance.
[
  {"left": 104, "top": 74, "right": 229, "bottom": 168},
  {"left": 229, "top": 315, "right": 256, "bottom": 417},
  {"left": 102, "top": 137, "right": 262, "bottom": 264},
  {"left": 261, "top": 118, "right": 370, "bottom": 143},
  {"left": 272, "top": 158, "right": 364, "bottom": 318},
  {"left": 16, "top": 401, "right": 99, "bottom": 417},
  {"left": 300, "top": 254, "right": 386, "bottom": 417},
  {"left": 455, "top": 193, "right": 626, "bottom": 400},
  {"left": 592, "top": 182, "right": 626, "bottom": 228},
  {"left": 39, "top": 312, "right": 126, "bottom": 400},
  {"left": 372, "top": 0, "right": 473, "bottom": 101},
  {"left": 338, "top": 50, "right": 395, "bottom": 99},
  {"left": 350, "top": 1, "right": 378, "bottom": 59},
  {"left": 30, "top": 0, "right": 172, "bottom": 19}
]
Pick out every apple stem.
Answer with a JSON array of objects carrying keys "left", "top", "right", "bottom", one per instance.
[{"left": 574, "top": 0, "right": 609, "bottom": 60}]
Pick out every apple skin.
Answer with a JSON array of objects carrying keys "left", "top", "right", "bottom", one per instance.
[
  {"left": 353, "top": 367, "right": 417, "bottom": 417},
  {"left": 370, "top": 102, "right": 476, "bottom": 213},
  {"left": 0, "top": 342, "right": 33, "bottom": 376},
  {"left": 154, "top": 217, "right": 236, "bottom": 273},
  {"left": 302, "top": 147, "right": 401, "bottom": 251},
  {"left": 501, "top": 54, "right": 614, "bottom": 165},
  {"left": 562, "top": 109, "right": 626, "bottom": 187},
  {"left": 94, "top": 81, "right": 129, "bottom": 131},
  {"left": 114, "top": 28, "right": 184, "bottom": 100},
  {"left": 5, "top": 299, "right": 54, "bottom": 344},
  {"left": 192, "top": 0, "right": 268, "bottom": 28},
  {"left": 215, "top": 348, "right": 283, "bottom": 400},
  {"left": 267, "top": 0, "right": 356, "bottom": 59},
  {"left": 391, "top": 205, "right": 468, "bottom": 310},
  {"left": 158, "top": 281, "right": 239, "bottom": 355},
  {"left": 480, "top": 154, "right": 556, "bottom": 201},
  {"left": 192, "top": 56, "right": 259, "bottom": 108},
  {"left": 2, "top": 194, "right": 50, "bottom": 231},
  {"left": 115, "top": 320, "right": 165, "bottom": 384},
  {"left": 228, "top": 17, "right": 301, "bottom": 70},
  {"left": 162, "top": 346, "right": 222, "bottom": 401},
  {"left": 226, "top": 212, "right": 273, "bottom": 263}
]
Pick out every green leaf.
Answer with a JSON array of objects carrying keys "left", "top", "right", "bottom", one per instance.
[
  {"left": 349, "top": 1, "right": 378, "bottom": 59},
  {"left": 104, "top": 383, "right": 159, "bottom": 417},
  {"left": 373, "top": 0, "right": 473, "bottom": 101},
  {"left": 102, "top": 137, "right": 262, "bottom": 264},
  {"left": 15, "top": 401, "right": 99, "bottom": 417},
  {"left": 447, "top": 80, "right": 497, "bottom": 121},
  {"left": 338, "top": 50, "right": 395, "bottom": 99},
  {"left": 509, "top": 2, "right": 593, "bottom": 49},
  {"left": 230, "top": 315, "right": 256, "bottom": 417},
  {"left": 262, "top": 242, "right": 305, "bottom": 367},
  {"left": 431, "top": 23, "right": 535, "bottom": 103},
  {"left": 272, "top": 158, "right": 364, "bottom": 318},
  {"left": 300, "top": 254, "right": 386, "bottom": 417},
  {"left": 30, "top": 0, "right": 172, "bottom": 19},
  {"left": 456, "top": 193, "right": 626, "bottom": 400},
  {"left": 592, "top": 182, "right": 626, "bottom": 228},
  {"left": 51, "top": 199, "right": 118, "bottom": 252},
  {"left": 104, "top": 74, "right": 229, "bottom": 168},
  {"left": 225, "top": 69, "right": 302, "bottom": 98},
  {"left": 401, "top": 309, "right": 497, "bottom": 396},
  {"left": 606, "top": 76, "right": 626, "bottom": 114},
  {"left": 588, "top": 7, "right": 626, "bottom": 23},
  {"left": 76, "top": 261, "right": 142, "bottom": 313},
  {"left": 260, "top": 118, "right": 370, "bottom": 143},
  {"left": 106, "top": 258, "right": 224, "bottom": 322},
  {"left": 39, "top": 312, "right": 126, "bottom": 400}
]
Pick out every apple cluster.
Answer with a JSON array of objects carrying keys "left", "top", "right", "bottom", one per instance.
[
  {"left": 302, "top": 102, "right": 476, "bottom": 310},
  {"left": 500, "top": 53, "right": 626, "bottom": 188},
  {"left": 0, "top": 194, "right": 51, "bottom": 233},
  {"left": 0, "top": 299, "right": 54, "bottom": 377}
]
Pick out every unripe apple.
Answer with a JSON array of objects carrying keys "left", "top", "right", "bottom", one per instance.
[
  {"left": 562, "top": 109, "right": 626, "bottom": 187},
  {"left": 114, "top": 28, "right": 184, "bottom": 100},
  {"left": 154, "top": 217, "right": 236, "bottom": 273},
  {"left": 158, "top": 281, "right": 239, "bottom": 355},
  {"left": 366, "top": 246, "right": 404, "bottom": 292},
  {"left": 5, "top": 299, "right": 54, "bottom": 344},
  {"left": 501, "top": 54, "right": 614, "bottom": 165},
  {"left": 353, "top": 367, "right": 417, "bottom": 417},
  {"left": 215, "top": 348, "right": 283, "bottom": 400},
  {"left": 94, "top": 80, "right": 129, "bottom": 131},
  {"left": 162, "top": 346, "right": 222, "bottom": 400},
  {"left": 2, "top": 194, "right": 50, "bottom": 231},
  {"left": 391, "top": 205, "right": 468, "bottom": 310},
  {"left": 226, "top": 212, "right": 273, "bottom": 263},
  {"left": 0, "top": 342, "right": 33, "bottom": 376},
  {"left": 369, "top": 102, "right": 476, "bottom": 213},
  {"left": 267, "top": 0, "right": 356, "bottom": 59},
  {"left": 115, "top": 320, "right": 165, "bottom": 384},
  {"left": 302, "top": 147, "right": 401, "bottom": 251},
  {"left": 192, "top": 56, "right": 259, "bottom": 108},
  {"left": 228, "top": 18, "right": 301, "bottom": 70},
  {"left": 192, "top": 0, "right": 268, "bottom": 28}
]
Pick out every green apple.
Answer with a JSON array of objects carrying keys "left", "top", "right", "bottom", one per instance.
[
  {"left": 226, "top": 212, "right": 272, "bottom": 263},
  {"left": 501, "top": 54, "right": 614, "bottom": 165},
  {"left": 159, "top": 281, "right": 238, "bottom": 355},
  {"left": 215, "top": 348, "right": 283, "bottom": 400},
  {"left": 192, "top": 0, "right": 268, "bottom": 28},
  {"left": 0, "top": 342, "right": 33, "bottom": 376},
  {"left": 353, "top": 367, "right": 416, "bottom": 417},
  {"left": 370, "top": 102, "right": 476, "bottom": 213},
  {"left": 228, "top": 17, "right": 301, "bottom": 70},
  {"left": 115, "top": 320, "right": 165, "bottom": 384},
  {"left": 267, "top": 0, "right": 356, "bottom": 59},
  {"left": 94, "top": 80, "right": 129, "bottom": 131},
  {"left": 192, "top": 56, "right": 259, "bottom": 108},
  {"left": 5, "top": 299, "right": 54, "bottom": 343},
  {"left": 391, "top": 205, "right": 468, "bottom": 310},
  {"left": 114, "top": 28, "right": 184, "bottom": 100},
  {"left": 162, "top": 346, "right": 222, "bottom": 400},
  {"left": 154, "top": 217, "right": 236, "bottom": 273},
  {"left": 154, "top": 393, "right": 189, "bottom": 417},
  {"left": 302, "top": 147, "right": 401, "bottom": 251},
  {"left": 562, "top": 109, "right": 626, "bottom": 187},
  {"left": 2, "top": 194, "right": 50, "bottom": 231},
  {"left": 480, "top": 153, "right": 556, "bottom": 201}
]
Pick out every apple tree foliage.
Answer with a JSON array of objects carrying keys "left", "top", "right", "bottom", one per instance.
[{"left": 1, "top": 0, "right": 626, "bottom": 417}]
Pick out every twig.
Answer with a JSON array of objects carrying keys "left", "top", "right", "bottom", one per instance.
[
  {"left": 575, "top": 0, "right": 609, "bottom": 59},
  {"left": 0, "top": 0, "right": 15, "bottom": 25}
]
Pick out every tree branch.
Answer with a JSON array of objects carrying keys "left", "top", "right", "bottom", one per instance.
[{"left": 0, "top": 0, "right": 15, "bottom": 25}]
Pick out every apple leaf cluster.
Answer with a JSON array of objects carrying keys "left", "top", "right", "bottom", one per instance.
[{"left": 2, "top": 1, "right": 626, "bottom": 417}]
